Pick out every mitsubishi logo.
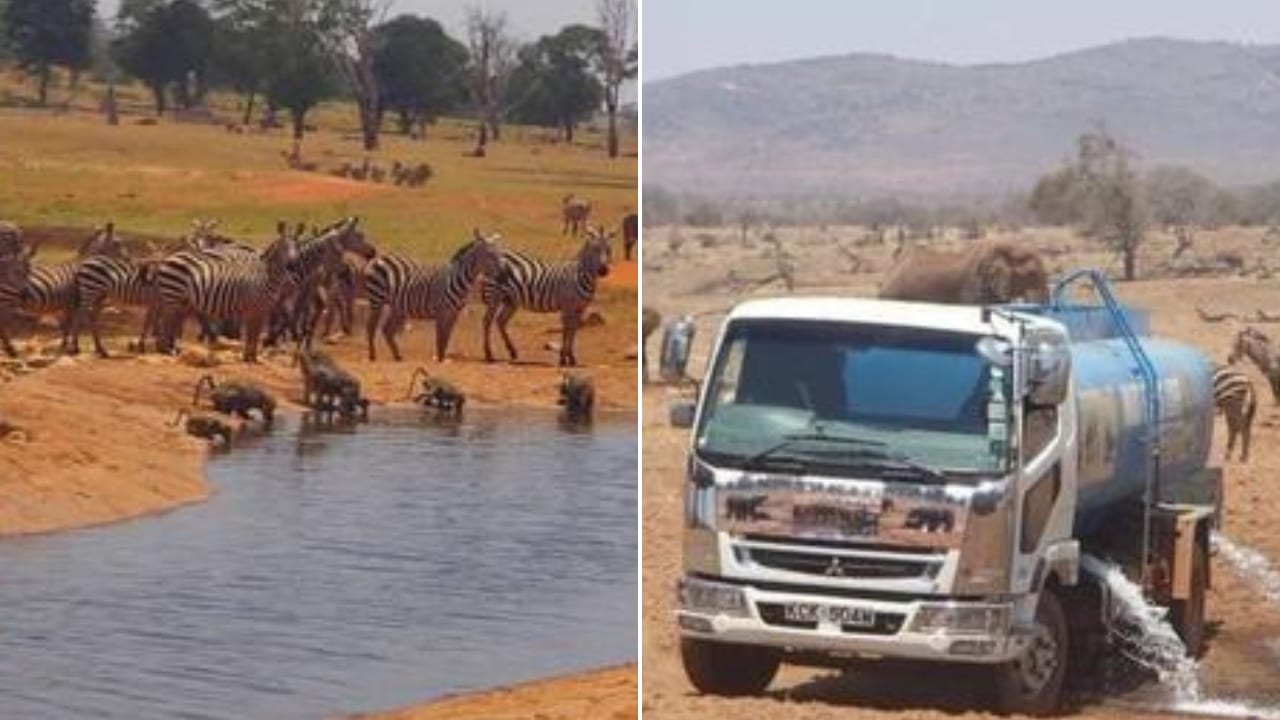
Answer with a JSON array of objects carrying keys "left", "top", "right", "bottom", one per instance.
[{"left": 824, "top": 557, "right": 845, "bottom": 577}]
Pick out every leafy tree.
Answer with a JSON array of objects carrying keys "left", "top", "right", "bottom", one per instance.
[
  {"left": 317, "top": 0, "right": 389, "bottom": 151},
  {"left": 208, "top": 0, "right": 272, "bottom": 125},
  {"left": 1028, "top": 166, "right": 1084, "bottom": 225},
  {"left": 507, "top": 25, "right": 605, "bottom": 143},
  {"left": 373, "top": 14, "right": 468, "bottom": 138},
  {"left": 112, "top": 0, "right": 214, "bottom": 114},
  {"left": 1145, "top": 164, "right": 1216, "bottom": 231},
  {"left": 1075, "top": 129, "right": 1147, "bottom": 281},
  {"left": 3, "top": 0, "right": 95, "bottom": 105},
  {"left": 595, "top": 0, "right": 634, "bottom": 158},
  {"left": 260, "top": 0, "right": 335, "bottom": 140}
]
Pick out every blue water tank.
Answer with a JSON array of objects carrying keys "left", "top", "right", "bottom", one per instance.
[{"left": 1030, "top": 305, "right": 1215, "bottom": 535}]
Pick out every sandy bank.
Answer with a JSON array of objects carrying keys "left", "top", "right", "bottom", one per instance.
[
  {"left": 353, "top": 664, "right": 636, "bottom": 720},
  {"left": 0, "top": 301, "right": 636, "bottom": 537}
]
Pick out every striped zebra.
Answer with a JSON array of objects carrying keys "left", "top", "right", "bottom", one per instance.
[
  {"left": 481, "top": 227, "right": 613, "bottom": 367},
  {"left": 364, "top": 231, "right": 503, "bottom": 362},
  {"left": 1228, "top": 326, "right": 1280, "bottom": 403},
  {"left": 268, "top": 217, "right": 377, "bottom": 347},
  {"left": 562, "top": 195, "right": 591, "bottom": 236},
  {"left": 1215, "top": 364, "right": 1257, "bottom": 462},
  {"left": 68, "top": 253, "right": 164, "bottom": 357},
  {"left": 154, "top": 224, "right": 300, "bottom": 362},
  {"left": 0, "top": 244, "right": 34, "bottom": 357},
  {"left": 22, "top": 224, "right": 127, "bottom": 354}
]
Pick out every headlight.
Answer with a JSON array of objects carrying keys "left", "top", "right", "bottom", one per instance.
[
  {"left": 910, "top": 603, "right": 1010, "bottom": 636},
  {"left": 678, "top": 577, "right": 748, "bottom": 617}
]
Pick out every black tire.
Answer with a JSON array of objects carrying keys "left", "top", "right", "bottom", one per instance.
[
  {"left": 993, "top": 588, "right": 1069, "bottom": 716},
  {"left": 680, "top": 638, "right": 780, "bottom": 696},
  {"left": 1171, "top": 538, "right": 1208, "bottom": 658}
]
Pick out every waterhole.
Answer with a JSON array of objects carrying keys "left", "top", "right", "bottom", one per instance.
[{"left": 0, "top": 408, "right": 637, "bottom": 719}]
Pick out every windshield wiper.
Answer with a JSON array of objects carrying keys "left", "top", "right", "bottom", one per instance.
[{"left": 742, "top": 432, "right": 886, "bottom": 471}]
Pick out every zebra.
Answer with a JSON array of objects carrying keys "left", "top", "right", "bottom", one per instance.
[
  {"left": 0, "top": 222, "right": 24, "bottom": 257},
  {"left": 0, "top": 244, "right": 34, "bottom": 357},
  {"left": 22, "top": 224, "right": 127, "bottom": 354},
  {"left": 622, "top": 213, "right": 638, "bottom": 261},
  {"left": 364, "top": 230, "right": 503, "bottom": 362},
  {"left": 67, "top": 253, "right": 165, "bottom": 357},
  {"left": 153, "top": 223, "right": 300, "bottom": 362},
  {"left": 1215, "top": 364, "right": 1257, "bottom": 462},
  {"left": 268, "top": 217, "right": 377, "bottom": 347},
  {"left": 1228, "top": 326, "right": 1280, "bottom": 403},
  {"left": 562, "top": 194, "right": 591, "bottom": 236},
  {"left": 481, "top": 226, "right": 613, "bottom": 367}
]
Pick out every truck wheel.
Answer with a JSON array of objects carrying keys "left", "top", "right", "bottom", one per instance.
[
  {"left": 680, "top": 638, "right": 779, "bottom": 696},
  {"left": 1171, "top": 539, "right": 1208, "bottom": 658},
  {"left": 993, "top": 589, "right": 1068, "bottom": 716}
]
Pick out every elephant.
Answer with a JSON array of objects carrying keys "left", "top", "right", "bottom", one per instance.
[{"left": 879, "top": 241, "right": 1049, "bottom": 305}]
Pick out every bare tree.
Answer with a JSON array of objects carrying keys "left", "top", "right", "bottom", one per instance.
[
  {"left": 596, "top": 0, "right": 635, "bottom": 158},
  {"left": 1075, "top": 128, "right": 1148, "bottom": 281},
  {"left": 465, "top": 6, "right": 515, "bottom": 149},
  {"left": 320, "top": 0, "right": 391, "bottom": 151}
]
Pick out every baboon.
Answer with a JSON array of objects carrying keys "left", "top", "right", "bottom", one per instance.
[
  {"left": 169, "top": 408, "right": 233, "bottom": 446},
  {"left": 193, "top": 374, "right": 277, "bottom": 426},
  {"left": 298, "top": 347, "right": 368, "bottom": 421},
  {"left": 558, "top": 372, "right": 595, "bottom": 422},
  {"left": 407, "top": 366, "right": 465, "bottom": 416}
]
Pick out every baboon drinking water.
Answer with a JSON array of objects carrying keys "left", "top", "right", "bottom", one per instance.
[
  {"left": 169, "top": 408, "right": 233, "bottom": 446},
  {"left": 297, "top": 347, "right": 369, "bottom": 421},
  {"left": 193, "top": 374, "right": 277, "bottom": 426},
  {"left": 558, "top": 372, "right": 595, "bottom": 422},
  {"left": 407, "top": 366, "right": 465, "bottom": 415}
]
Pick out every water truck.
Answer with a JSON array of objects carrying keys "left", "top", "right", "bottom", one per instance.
[{"left": 662, "top": 270, "right": 1221, "bottom": 714}]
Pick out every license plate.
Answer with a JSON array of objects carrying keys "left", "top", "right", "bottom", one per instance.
[{"left": 783, "top": 602, "right": 876, "bottom": 627}]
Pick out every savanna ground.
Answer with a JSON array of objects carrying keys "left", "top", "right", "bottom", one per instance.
[
  {"left": 0, "top": 69, "right": 637, "bottom": 718},
  {"left": 643, "top": 222, "right": 1280, "bottom": 720}
]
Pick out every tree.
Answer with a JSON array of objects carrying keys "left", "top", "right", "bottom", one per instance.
[
  {"left": 507, "top": 25, "right": 604, "bottom": 143},
  {"left": 208, "top": 0, "right": 272, "bottom": 125},
  {"left": 1074, "top": 129, "right": 1147, "bottom": 281},
  {"left": 373, "top": 14, "right": 468, "bottom": 138},
  {"left": 3, "top": 0, "right": 95, "bottom": 106},
  {"left": 1145, "top": 164, "right": 1216, "bottom": 232},
  {"left": 1028, "top": 166, "right": 1085, "bottom": 225},
  {"left": 595, "top": 0, "right": 634, "bottom": 158},
  {"left": 260, "top": 0, "right": 335, "bottom": 140},
  {"left": 112, "top": 0, "right": 214, "bottom": 115},
  {"left": 465, "top": 6, "right": 515, "bottom": 148},
  {"left": 318, "top": 0, "right": 390, "bottom": 151}
]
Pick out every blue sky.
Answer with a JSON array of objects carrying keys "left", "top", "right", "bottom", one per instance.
[{"left": 643, "top": 0, "right": 1280, "bottom": 80}]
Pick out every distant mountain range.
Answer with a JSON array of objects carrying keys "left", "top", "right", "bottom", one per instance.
[{"left": 643, "top": 38, "right": 1280, "bottom": 199}]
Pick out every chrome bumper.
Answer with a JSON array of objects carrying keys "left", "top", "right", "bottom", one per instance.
[{"left": 677, "top": 576, "right": 1029, "bottom": 664}]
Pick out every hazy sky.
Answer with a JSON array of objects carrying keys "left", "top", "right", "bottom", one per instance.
[{"left": 644, "top": 0, "right": 1280, "bottom": 81}]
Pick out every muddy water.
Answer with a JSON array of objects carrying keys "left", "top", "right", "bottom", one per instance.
[{"left": 0, "top": 409, "right": 637, "bottom": 720}]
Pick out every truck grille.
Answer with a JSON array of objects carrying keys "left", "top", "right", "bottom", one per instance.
[
  {"left": 747, "top": 547, "right": 934, "bottom": 579},
  {"left": 757, "top": 603, "right": 905, "bottom": 635}
]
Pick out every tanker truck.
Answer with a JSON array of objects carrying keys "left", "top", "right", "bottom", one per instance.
[{"left": 663, "top": 270, "right": 1221, "bottom": 714}]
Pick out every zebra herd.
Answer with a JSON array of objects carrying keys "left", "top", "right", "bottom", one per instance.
[{"left": 0, "top": 217, "right": 617, "bottom": 367}]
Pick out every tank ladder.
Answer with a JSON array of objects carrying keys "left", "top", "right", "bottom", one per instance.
[{"left": 1052, "top": 269, "right": 1161, "bottom": 589}]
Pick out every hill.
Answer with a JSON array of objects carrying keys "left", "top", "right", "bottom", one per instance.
[{"left": 643, "top": 38, "right": 1280, "bottom": 199}]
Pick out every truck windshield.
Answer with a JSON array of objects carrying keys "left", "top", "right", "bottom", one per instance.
[{"left": 694, "top": 319, "right": 1011, "bottom": 477}]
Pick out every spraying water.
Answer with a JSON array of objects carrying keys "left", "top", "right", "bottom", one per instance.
[
  {"left": 1081, "top": 554, "right": 1202, "bottom": 702},
  {"left": 1213, "top": 533, "right": 1280, "bottom": 605},
  {"left": 1084, "top": 547, "right": 1280, "bottom": 719}
]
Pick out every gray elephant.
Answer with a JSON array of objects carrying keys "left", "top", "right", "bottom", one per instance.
[{"left": 880, "top": 241, "right": 1050, "bottom": 305}]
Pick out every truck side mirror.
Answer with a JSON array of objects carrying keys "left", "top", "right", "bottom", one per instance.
[
  {"left": 669, "top": 400, "right": 696, "bottom": 428},
  {"left": 1028, "top": 334, "right": 1071, "bottom": 406},
  {"left": 660, "top": 316, "right": 696, "bottom": 384}
]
